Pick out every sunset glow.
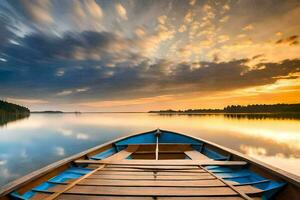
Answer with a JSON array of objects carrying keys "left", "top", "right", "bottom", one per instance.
[{"left": 0, "top": 0, "right": 300, "bottom": 111}]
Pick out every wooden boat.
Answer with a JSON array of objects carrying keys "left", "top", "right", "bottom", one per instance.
[{"left": 0, "top": 129, "right": 299, "bottom": 200}]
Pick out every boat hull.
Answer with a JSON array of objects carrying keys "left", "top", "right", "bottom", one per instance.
[{"left": 0, "top": 129, "right": 299, "bottom": 200}]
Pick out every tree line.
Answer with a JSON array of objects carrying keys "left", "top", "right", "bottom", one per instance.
[
  {"left": 0, "top": 100, "right": 30, "bottom": 116},
  {"left": 149, "top": 103, "right": 300, "bottom": 113}
]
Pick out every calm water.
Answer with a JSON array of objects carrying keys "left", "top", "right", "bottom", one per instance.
[{"left": 0, "top": 113, "right": 300, "bottom": 186}]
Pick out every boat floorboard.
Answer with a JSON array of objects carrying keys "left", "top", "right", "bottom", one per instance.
[
  {"left": 87, "top": 174, "right": 215, "bottom": 180},
  {"left": 77, "top": 179, "right": 226, "bottom": 187},
  {"left": 94, "top": 170, "right": 207, "bottom": 175},
  {"left": 104, "top": 165, "right": 201, "bottom": 169},
  {"left": 42, "top": 185, "right": 239, "bottom": 196},
  {"left": 31, "top": 193, "right": 249, "bottom": 200},
  {"left": 184, "top": 150, "right": 212, "bottom": 160},
  {"left": 76, "top": 159, "right": 247, "bottom": 166}
]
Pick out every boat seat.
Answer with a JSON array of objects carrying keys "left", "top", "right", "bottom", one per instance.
[{"left": 184, "top": 149, "right": 212, "bottom": 160}]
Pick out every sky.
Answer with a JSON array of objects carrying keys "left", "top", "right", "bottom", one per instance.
[{"left": 0, "top": 0, "right": 300, "bottom": 112}]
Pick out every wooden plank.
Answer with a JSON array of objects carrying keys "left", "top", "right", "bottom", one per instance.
[
  {"left": 98, "top": 167, "right": 205, "bottom": 172},
  {"left": 134, "top": 151, "right": 185, "bottom": 154},
  {"left": 31, "top": 192, "right": 51, "bottom": 200},
  {"left": 158, "top": 198, "right": 244, "bottom": 200},
  {"left": 135, "top": 144, "right": 191, "bottom": 152},
  {"left": 94, "top": 171, "right": 206, "bottom": 175},
  {"left": 87, "top": 174, "right": 215, "bottom": 180},
  {"left": 235, "top": 185, "right": 262, "bottom": 194},
  {"left": 44, "top": 165, "right": 106, "bottom": 200},
  {"left": 75, "top": 159, "right": 247, "bottom": 166},
  {"left": 197, "top": 165, "right": 253, "bottom": 200},
  {"left": 104, "top": 166, "right": 201, "bottom": 170},
  {"left": 56, "top": 195, "right": 153, "bottom": 200},
  {"left": 104, "top": 145, "right": 139, "bottom": 161},
  {"left": 47, "top": 185, "right": 260, "bottom": 196},
  {"left": 88, "top": 165, "right": 202, "bottom": 171},
  {"left": 78, "top": 179, "right": 226, "bottom": 187},
  {"left": 185, "top": 150, "right": 211, "bottom": 160},
  {"left": 54, "top": 195, "right": 245, "bottom": 200},
  {"left": 131, "top": 153, "right": 187, "bottom": 160},
  {"left": 46, "top": 185, "right": 238, "bottom": 196}
]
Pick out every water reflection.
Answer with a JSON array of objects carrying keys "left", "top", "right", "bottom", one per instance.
[
  {"left": 156, "top": 113, "right": 300, "bottom": 120},
  {"left": 0, "top": 113, "right": 299, "bottom": 186},
  {"left": 0, "top": 113, "right": 30, "bottom": 127}
]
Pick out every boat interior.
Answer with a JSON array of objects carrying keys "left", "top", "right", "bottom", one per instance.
[{"left": 2, "top": 129, "right": 299, "bottom": 200}]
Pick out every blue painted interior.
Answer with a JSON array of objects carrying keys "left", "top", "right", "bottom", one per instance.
[
  {"left": 158, "top": 131, "right": 200, "bottom": 144},
  {"left": 116, "top": 130, "right": 202, "bottom": 145},
  {"left": 202, "top": 147, "right": 229, "bottom": 160},
  {"left": 207, "top": 165, "right": 286, "bottom": 199},
  {"left": 191, "top": 143, "right": 203, "bottom": 151},
  {"left": 10, "top": 167, "right": 92, "bottom": 200},
  {"left": 207, "top": 166, "right": 235, "bottom": 173},
  {"left": 90, "top": 147, "right": 116, "bottom": 160}
]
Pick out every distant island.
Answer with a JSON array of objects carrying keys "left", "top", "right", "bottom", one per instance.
[
  {"left": 0, "top": 100, "right": 30, "bottom": 126},
  {"left": 149, "top": 103, "right": 300, "bottom": 114},
  {"left": 31, "top": 111, "right": 81, "bottom": 114},
  {"left": 31, "top": 111, "right": 64, "bottom": 113}
]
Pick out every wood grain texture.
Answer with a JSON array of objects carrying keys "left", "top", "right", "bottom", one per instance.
[
  {"left": 184, "top": 150, "right": 211, "bottom": 160},
  {"left": 56, "top": 195, "right": 244, "bottom": 200},
  {"left": 105, "top": 165, "right": 200, "bottom": 169},
  {"left": 94, "top": 171, "right": 206, "bottom": 175},
  {"left": 77, "top": 179, "right": 226, "bottom": 187},
  {"left": 47, "top": 185, "right": 238, "bottom": 196},
  {"left": 104, "top": 145, "right": 139, "bottom": 161},
  {"left": 87, "top": 174, "right": 215, "bottom": 180},
  {"left": 44, "top": 165, "right": 106, "bottom": 200},
  {"left": 75, "top": 159, "right": 247, "bottom": 166}
]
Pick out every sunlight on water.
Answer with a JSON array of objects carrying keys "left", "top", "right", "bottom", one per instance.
[{"left": 0, "top": 113, "right": 299, "bottom": 186}]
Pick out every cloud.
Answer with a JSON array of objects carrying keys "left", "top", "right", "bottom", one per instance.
[
  {"left": 178, "top": 25, "right": 187, "bottom": 33},
  {"left": 1, "top": 27, "right": 299, "bottom": 104},
  {"left": 56, "top": 87, "right": 89, "bottom": 96},
  {"left": 189, "top": 0, "right": 197, "bottom": 6},
  {"left": 243, "top": 24, "right": 254, "bottom": 31},
  {"left": 76, "top": 87, "right": 90, "bottom": 92},
  {"left": 276, "top": 35, "right": 299, "bottom": 46},
  {"left": 56, "top": 90, "right": 73, "bottom": 96},
  {"left": 219, "top": 16, "right": 229, "bottom": 23},
  {"left": 6, "top": 98, "right": 48, "bottom": 104},
  {"left": 184, "top": 10, "right": 193, "bottom": 23},
  {"left": 134, "top": 27, "right": 146, "bottom": 37},
  {"left": 83, "top": 0, "right": 103, "bottom": 20},
  {"left": 9, "top": 0, "right": 53, "bottom": 25},
  {"left": 2, "top": 31, "right": 129, "bottom": 62},
  {"left": 115, "top": 3, "right": 127, "bottom": 20},
  {"left": 158, "top": 15, "right": 167, "bottom": 25},
  {"left": 1, "top": 1, "right": 300, "bottom": 110},
  {"left": 55, "top": 68, "right": 65, "bottom": 76}
]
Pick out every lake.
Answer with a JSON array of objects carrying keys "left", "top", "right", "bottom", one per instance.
[{"left": 0, "top": 113, "right": 299, "bottom": 186}]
